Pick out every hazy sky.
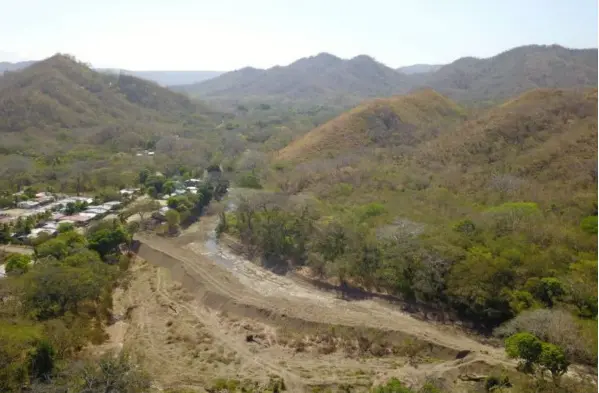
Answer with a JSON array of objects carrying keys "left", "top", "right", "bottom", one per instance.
[{"left": 1, "top": 0, "right": 597, "bottom": 70}]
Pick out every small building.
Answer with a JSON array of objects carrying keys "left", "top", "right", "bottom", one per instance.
[
  {"left": 102, "top": 201, "right": 122, "bottom": 210},
  {"left": 185, "top": 178, "right": 201, "bottom": 186},
  {"left": 27, "top": 227, "right": 56, "bottom": 238},
  {"left": 36, "top": 196, "right": 55, "bottom": 205},
  {"left": 51, "top": 212, "right": 66, "bottom": 221},
  {"left": 72, "top": 196, "right": 94, "bottom": 204},
  {"left": 120, "top": 189, "right": 136, "bottom": 196},
  {"left": 42, "top": 222, "right": 58, "bottom": 231},
  {"left": 61, "top": 214, "right": 95, "bottom": 226},
  {"left": 17, "top": 201, "right": 40, "bottom": 209},
  {"left": 85, "top": 208, "right": 109, "bottom": 215}
]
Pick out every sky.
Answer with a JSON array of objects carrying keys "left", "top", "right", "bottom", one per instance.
[{"left": 1, "top": 0, "right": 597, "bottom": 70}]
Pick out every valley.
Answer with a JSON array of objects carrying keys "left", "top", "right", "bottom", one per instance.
[{"left": 0, "top": 37, "right": 597, "bottom": 393}]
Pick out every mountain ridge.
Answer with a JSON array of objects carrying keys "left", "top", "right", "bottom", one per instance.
[
  {"left": 0, "top": 59, "right": 224, "bottom": 86},
  {"left": 0, "top": 54, "right": 222, "bottom": 156},
  {"left": 178, "top": 44, "right": 598, "bottom": 106}
]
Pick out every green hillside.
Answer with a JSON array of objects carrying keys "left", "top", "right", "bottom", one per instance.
[{"left": 0, "top": 54, "right": 225, "bottom": 193}]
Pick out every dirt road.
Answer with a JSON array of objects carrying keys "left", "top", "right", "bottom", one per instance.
[{"left": 0, "top": 244, "right": 34, "bottom": 255}]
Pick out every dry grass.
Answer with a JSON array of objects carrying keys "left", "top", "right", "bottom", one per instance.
[{"left": 276, "top": 89, "right": 465, "bottom": 162}]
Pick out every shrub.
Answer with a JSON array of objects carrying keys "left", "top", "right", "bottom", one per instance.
[
  {"left": 237, "top": 172, "right": 263, "bottom": 189},
  {"left": 494, "top": 309, "right": 593, "bottom": 364},
  {"left": 580, "top": 215, "right": 597, "bottom": 234},
  {"left": 505, "top": 332, "right": 542, "bottom": 373},
  {"left": 4, "top": 253, "right": 32, "bottom": 275}
]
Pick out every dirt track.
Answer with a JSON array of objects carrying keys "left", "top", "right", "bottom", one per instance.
[{"left": 112, "top": 193, "right": 590, "bottom": 392}]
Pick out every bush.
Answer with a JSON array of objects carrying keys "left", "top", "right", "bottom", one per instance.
[
  {"left": 505, "top": 332, "right": 543, "bottom": 373},
  {"left": 580, "top": 215, "right": 597, "bottom": 234},
  {"left": 4, "top": 253, "right": 31, "bottom": 275},
  {"left": 237, "top": 172, "right": 263, "bottom": 189},
  {"left": 484, "top": 374, "right": 511, "bottom": 392},
  {"left": 494, "top": 309, "right": 594, "bottom": 364},
  {"left": 539, "top": 342, "right": 569, "bottom": 380}
]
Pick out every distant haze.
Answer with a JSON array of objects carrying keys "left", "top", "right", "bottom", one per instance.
[
  {"left": 100, "top": 69, "right": 224, "bottom": 86},
  {"left": 0, "top": 0, "right": 596, "bottom": 70}
]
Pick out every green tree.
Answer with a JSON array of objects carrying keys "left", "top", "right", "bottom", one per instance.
[
  {"left": 57, "top": 222, "right": 75, "bottom": 233},
  {"left": 534, "top": 277, "right": 565, "bottom": 307},
  {"left": 21, "top": 262, "right": 112, "bottom": 320},
  {"left": 237, "top": 172, "right": 263, "bottom": 189},
  {"left": 0, "top": 323, "right": 41, "bottom": 392},
  {"left": 127, "top": 199, "right": 160, "bottom": 221},
  {"left": 165, "top": 209, "right": 180, "bottom": 234},
  {"left": 538, "top": 342, "right": 569, "bottom": 382},
  {"left": 505, "top": 332, "right": 543, "bottom": 373},
  {"left": 144, "top": 174, "right": 165, "bottom": 197},
  {"left": 87, "top": 225, "right": 130, "bottom": 259},
  {"left": 29, "top": 339, "right": 55, "bottom": 381},
  {"left": 138, "top": 168, "right": 150, "bottom": 185},
  {"left": 4, "top": 253, "right": 32, "bottom": 274},
  {"left": 163, "top": 180, "right": 176, "bottom": 195},
  {"left": 0, "top": 223, "right": 11, "bottom": 243},
  {"left": 35, "top": 238, "right": 69, "bottom": 260}
]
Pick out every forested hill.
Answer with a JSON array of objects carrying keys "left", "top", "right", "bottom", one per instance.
[
  {"left": 0, "top": 54, "right": 228, "bottom": 193},
  {"left": 0, "top": 54, "right": 223, "bottom": 151},
  {"left": 0, "top": 54, "right": 218, "bottom": 130},
  {"left": 177, "top": 45, "right": 597, "bottom": 107}
]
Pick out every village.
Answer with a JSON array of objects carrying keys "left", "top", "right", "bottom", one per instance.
[
  {"left": 0, "top": 175, "right": 213, "bottom": 243},
  {"left": 0, "top": 188, "right": 140, "bottom": 240}
]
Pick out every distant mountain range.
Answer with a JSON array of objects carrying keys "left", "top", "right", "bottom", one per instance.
[
  {"left": 0, "top": 61, "right": 223, "bottom": 86},
  {"left": 2, "top": 44, "right": 597, "bottom": 107},
  {"left": 172, "top": 53, "right": 413, "bottom": 106},
  {"left": 176, "top": 44, "right": 598, "bottom": 106},
  {"left": 0, "top": 60, "right": 36, "bottom": 73},
  {"left": 99, "top": 69, "right": 223, "bottom": 86}
]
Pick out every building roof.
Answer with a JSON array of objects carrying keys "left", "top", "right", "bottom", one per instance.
[
  {"left": 85, "top": 208, "right": 109, "bottom": 215},
  {"left": 61, "top": 215, "right": 93, "bottom": 223},
  {"left": 28, "top": 228, "right": 56, "bottom": 238}
]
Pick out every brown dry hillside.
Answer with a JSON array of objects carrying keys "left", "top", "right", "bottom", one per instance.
[
  {"left": 274, "top": 88, "right": 597, "bottom": 215},
  {"left": 418, "top": 88, "right": 598, "bottom": 207},
  {"left": 277, "top": 89, "right": 466, "bottom": 162}
]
